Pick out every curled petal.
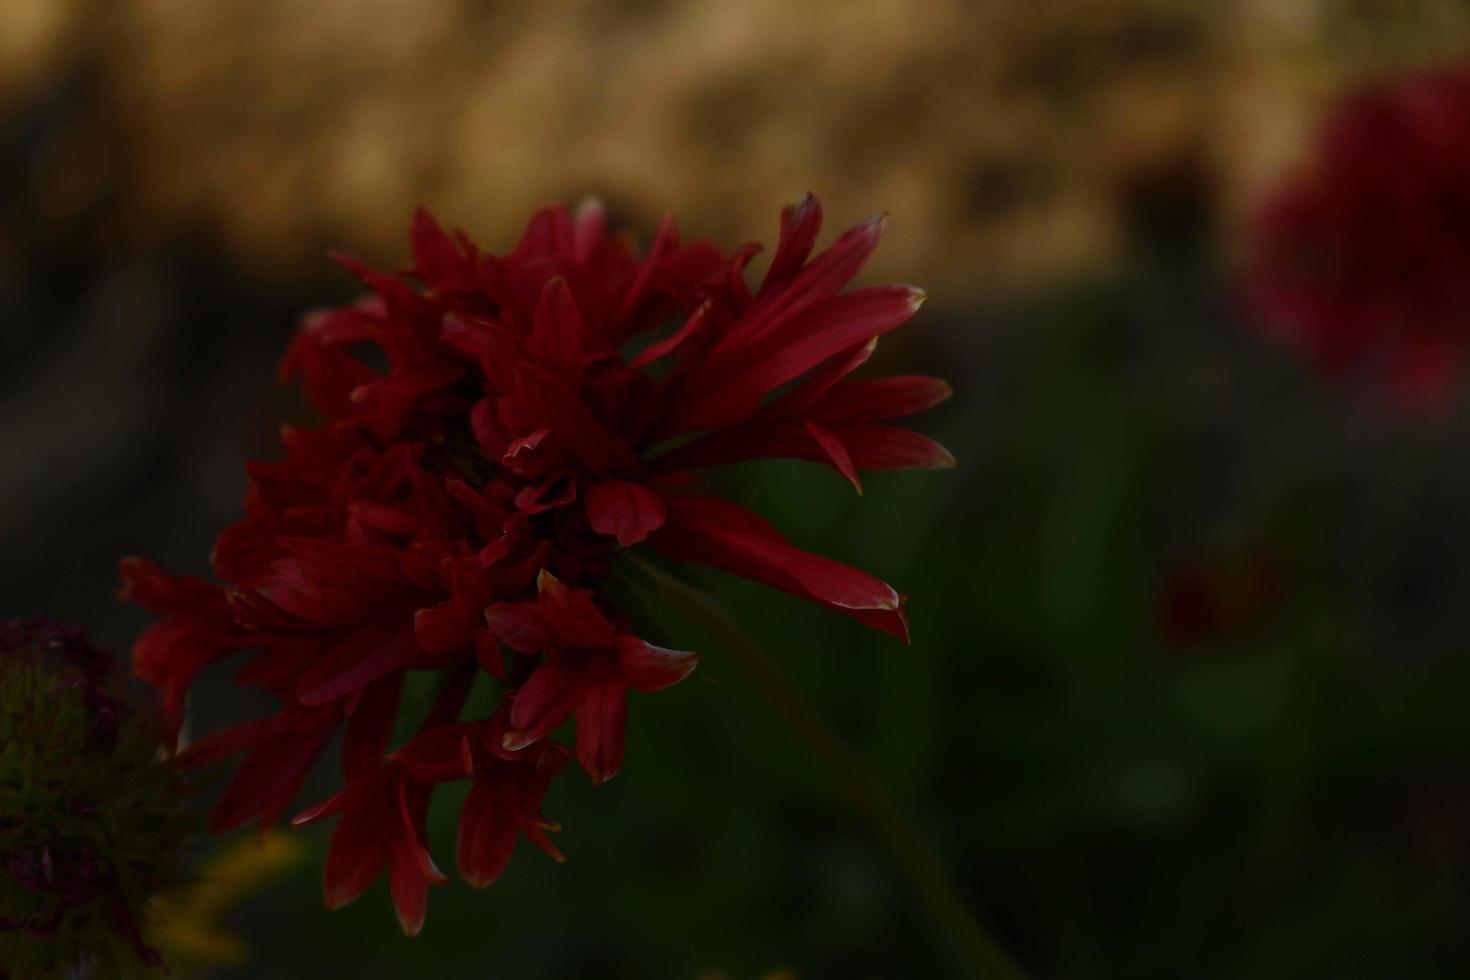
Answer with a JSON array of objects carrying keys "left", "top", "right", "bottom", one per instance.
[
  {"left": 585, "top": 480, "right": 668, "bottom": 547},
  {"left": 759, "top": 192, "right": 823, "bottom": 297},
  {"left": 650, "top": 495, "right": 909, "bottom": 642},
  {"left": 615, "top": 636, "right": 698, "bottom": 693}
]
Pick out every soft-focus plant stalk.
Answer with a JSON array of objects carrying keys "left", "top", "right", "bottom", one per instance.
[{"left": 625, "top": 555, "right": 1028, "bottom": 980}]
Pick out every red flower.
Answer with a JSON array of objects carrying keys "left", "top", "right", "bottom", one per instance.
[
  {"left": 1249, "top": 64, "right": 1470, "bottom": 406},
  {"left": 123, "top": 194, "right": 951, "bottom": 930}
]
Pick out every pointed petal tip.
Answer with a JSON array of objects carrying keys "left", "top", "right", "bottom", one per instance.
[
  {"left": 906, "top": 287, "right": 929, "bottom": 311},
  {"left": 502, "top": 731, "right": 535, "bottom": 752},
  {"left": 322, "top": 883, "right": 357, "bottom": 912},
  {"left": 419, "top": 848, "right": 450, "bottom": 886}
]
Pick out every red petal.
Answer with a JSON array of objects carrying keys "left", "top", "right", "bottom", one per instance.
[
  {"left": 483, "top": 599, "right": 551, "bottom": 654},
  {"left": 585, "top": 480, "right": 668, "bottom": 547},
  {"left": 456, "top": 783, "right": 517, "bottom": 888},
  {"left": 470, "top": 397, "right": 508, "bottom": 456},
  {"left": 409, "top": 207, "right": 466, "bottom": 292},
  {"left": 701, "top": 211, "right": 885, "bottom": 374},
  {"left": 129, "top": 617, "right": 229, "bottom": 727},
  {"left": 513, "top": 204, "right": 575, "bottom": 261},
  {"left": 296, "top": 631, "right": 419, "bottom": 707},
  {"left": 811, "top": 376, "right": 954, "bottom": 422},
  {"left": 655, "top": 418, "right": 953, "bottom": 475},
  {"left": 349, "top": 502, "right": 421, "bottom": 537},
  {"left": 397, "top": 778, "right": 448, "bottom": 883},
  {"left": 616, "top": 214, "right": 678, "bottom": 326},
  {"left": 527, "top": 276, "right": 585, "bottom": 389},
  {"left": 572, "top": 197, "right": 607, "bottom": 263},
  {"left": 512, "top": 362, "right": 641, "bottom": 476},
  {"left": 322, "top": 791, "right": 394, "bottom": 910},
  {"left": 505, "top": 657, "right": 592, "bottom": 749},
  {"left": 414, "top": 604, "right": 473, "bottom": 655},
  {"left": 649, "top": 495, "right": 909, "bottom": 641},
  {"left": 836, "top": 423, "right": 957, "bottom": 470},
  {"left": 574, "top": 680, "right": 627, "bottom": 784},
  {"left": 753, "top": 338, "right": 877, "bottom": 422},
  {"left": 536, "top": 570, "right": 617, "bottom": 649},
  {"left": 759, "top": 192, "right": 823, "bottom": 297},
  {"left": 685, "top": 286, "right": 926, "bottom": 429},
  {"left": 394, "top": 724, "right": 475, "bottom": 783},
  {"left": 804, "top": 420, "right": 862, "bottom": 493},
  {"left": 474, "top": 627, "right": 506, "bottom": 679},
  {"left": 180, "top": 714, "right": 282, "bottom": 770},
  {"left": 388, "top": 836, "right": 430, "bottom": 936},
  {"left": 630, "top": 302, "right": 709, "bottom": 369},
  {"left": 292, "top": 763, "right": 392, "bottom": 828},
  {"left": 502, "top": 428, "right": 549, "bottom": 464},
  {"left": 615, "top": 636, "right": 698, "bottom": 692},
  {"left": 119, "top": 557, "right": 218, "bottom": 611},
  {"left": 212, "top": 726, "right": 333, "bottom": 833},
  {"left": 341, "top": 673, "right": 403, "bottom": 779}
]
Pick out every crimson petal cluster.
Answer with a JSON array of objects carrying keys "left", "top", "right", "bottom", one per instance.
[{"left": 122, "top": 194, "right": 952, "bottom": 933}]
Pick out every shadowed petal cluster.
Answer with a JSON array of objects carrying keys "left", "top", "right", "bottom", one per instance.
[{"left": 124, "top": 194, "right": 951, "bottom": 930}]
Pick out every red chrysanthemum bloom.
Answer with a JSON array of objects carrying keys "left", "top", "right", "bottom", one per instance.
[
  {"left": 122, "top": 194, "right": 953, "bottom": 932},
  {"left": 1248, "top": 63, "right": 1470, "bottom": 405}
]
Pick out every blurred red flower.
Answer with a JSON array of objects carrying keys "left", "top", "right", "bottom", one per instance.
[
  {"left": 122, "top": 194, "right": 952, "bottom": 931},
  {"left": 1249, "top": 64, "right": 1470, "bottom": 405},
  {"left": 1156, "top": 548, "right": 1287, "bottom": 650}
]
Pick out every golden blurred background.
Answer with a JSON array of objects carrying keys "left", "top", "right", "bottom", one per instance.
[{"left": 5, "top": 0, "right": 1468, "bottom": 292}]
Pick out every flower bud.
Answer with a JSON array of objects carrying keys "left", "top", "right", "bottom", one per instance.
[{"left": 0, "top": 618, "right": 189, "bottom": 977}]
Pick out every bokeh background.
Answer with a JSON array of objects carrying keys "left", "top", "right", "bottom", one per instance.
[{"left": 6, "top": 1, "right": 1470, "bottom": 977}]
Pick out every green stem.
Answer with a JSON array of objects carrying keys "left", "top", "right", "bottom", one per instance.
[{"left": 624, "top": 555, "right": 1028, "bottom": 980}]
